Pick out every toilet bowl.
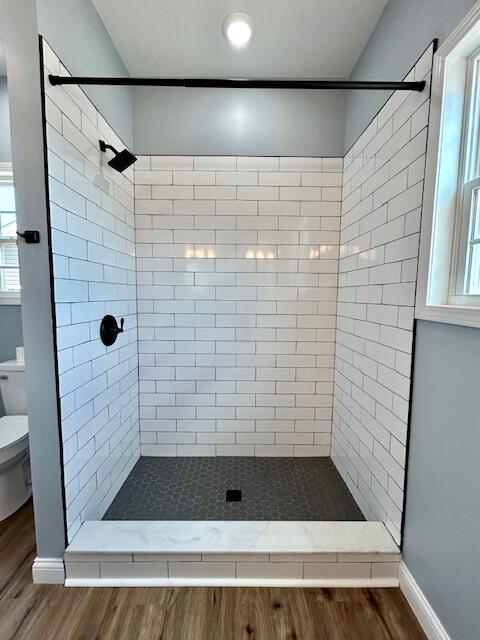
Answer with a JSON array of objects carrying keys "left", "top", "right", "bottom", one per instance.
[
  {"left": 0, "top": 359, "right": 31, "bottom": 521},
  {"left": 0, "top": 415, "right": 30, "bottom": 520}
]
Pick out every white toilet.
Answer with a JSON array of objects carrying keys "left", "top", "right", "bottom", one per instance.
[{"left": 0, "top": 358, "right": 30, "bottom": 521}]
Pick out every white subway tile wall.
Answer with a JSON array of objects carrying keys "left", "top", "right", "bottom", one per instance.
[
  {"left": 43, "top": 41, "right": 139, "bottom": 541},
  {"left": 135, "top": 156, "right": 342, "bottom": 456},
  {"left": 331, "top": 45, "right": 434, "bottom": 544}
]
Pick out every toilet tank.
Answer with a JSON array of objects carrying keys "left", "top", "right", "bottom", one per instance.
[{"left": 0, "top": 360, "right": 27, "bottom": 415}]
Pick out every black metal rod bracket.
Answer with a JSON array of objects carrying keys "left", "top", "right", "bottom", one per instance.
[
  {"left": 48, "top": 75, "right": 426, "bottom": 92},
  {"left": 17, "top": 230, "right": 40, "bottom": 244}
]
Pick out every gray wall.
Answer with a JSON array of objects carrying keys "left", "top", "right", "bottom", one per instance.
[
  {"left": 0, "top": 305, "right": 23, "bottom": 417},
  {"left": 35, "top": 1, "right": 347, "bottom": 156},
  {"left": 0, "top": 306, "right": 22, "bottom": 363},
  {"left": 345, "top": 0, "right": 476, "bottom": 151},
  {"left": 3, "top": 0, "right": 66, "bottom": 560},
  {"left": 346, "top": 2, "right": 480, "bottom": 638},
  {"left": 36, "top": 0, "right": 133, "bottom": 148},
  {"left": 0, "top": 76, "right": 11, "bottom": 160},
  {"left": 404, "top": 321, "right": 480, "bottom": 640},
  {"left": 133, "top": 88, "right": 346, "bottom": 157}
]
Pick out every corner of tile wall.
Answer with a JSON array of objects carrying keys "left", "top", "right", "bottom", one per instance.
[
  {"left": 42, "top": 39, "right": 140, "bottom": 541},
  {"left": 332, "top": 43, "right": 435, "bottom": 544}
]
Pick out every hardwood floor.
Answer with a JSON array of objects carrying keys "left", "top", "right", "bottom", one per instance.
[{"left": 0, "top": 502, "right": 426, "bottom": 639}]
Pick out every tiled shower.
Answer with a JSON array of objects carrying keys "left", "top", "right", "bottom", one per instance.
[{"left": 43, "top": 38, "right": 433, "bottom": 546}]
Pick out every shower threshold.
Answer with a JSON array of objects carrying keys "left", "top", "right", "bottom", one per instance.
[
  {"left": 64, "top": 519, "right": 400, "bottom": 587},
  {"left": 63, "top": 457, "right": 400, "bottom": 587}
]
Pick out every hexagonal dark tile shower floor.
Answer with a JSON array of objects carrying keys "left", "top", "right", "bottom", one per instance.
[{"left": 103, "top": 457, "right": 365, "bottom": 521}]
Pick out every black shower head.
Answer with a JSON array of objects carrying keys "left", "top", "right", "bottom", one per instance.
[{"left": 99, "top": 139, "right": 137, "bottom": 173}]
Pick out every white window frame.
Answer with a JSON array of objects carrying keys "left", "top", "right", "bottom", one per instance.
[
  {"left": 450, "top": 46, "right": 480, "bottom": 303},
  {"left": 417, "top": 2, "right": 480, "bottom": 328},
  {"left": 0, "top": 162, "right": 21, "bottom": 305}
]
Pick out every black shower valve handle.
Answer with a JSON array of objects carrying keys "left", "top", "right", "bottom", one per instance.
[
  {"left": 100, "top": 314, "right": 125, "bottom": 346},
  {"left": 112, "top": 317, "right": 125, "bottom": 338}
]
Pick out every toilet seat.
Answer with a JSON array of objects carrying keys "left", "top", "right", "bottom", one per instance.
[{"left": 0, "top": 416, "right": 29, "bottom": 466}]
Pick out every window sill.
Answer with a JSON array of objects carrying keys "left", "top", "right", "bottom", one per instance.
[
  {"left": 415, "top": 302, "right": 480, "bottom": 329},
  {"left": 0, "top": 295, "right": 21, "bottom": 306}
]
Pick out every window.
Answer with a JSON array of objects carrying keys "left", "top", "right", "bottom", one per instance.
[
  {"left": 0, "top": 163, "right": 20, "bottom": 303},
  {"left": 452, "top": 48, "right": 480, "bottom": 301},
  {"left": 417, "top": 3, "right": 480, "bottom": 327}
]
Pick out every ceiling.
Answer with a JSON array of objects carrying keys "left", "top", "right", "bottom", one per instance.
[{"left": 92, "top": 0, "right": 387, "bottom": 78}]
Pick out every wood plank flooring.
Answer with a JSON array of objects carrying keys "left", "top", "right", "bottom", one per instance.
[{"left": 0, "top": 502, "right": 426, "bottom": 639}]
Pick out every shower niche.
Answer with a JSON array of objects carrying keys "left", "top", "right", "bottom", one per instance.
[{"left": 42, "top": 37, "right": 434, "bottom": 585}]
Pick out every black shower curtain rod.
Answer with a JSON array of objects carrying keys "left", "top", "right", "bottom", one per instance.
[{"left": 48, "top": 75, "right": 426, "bottom": 92}]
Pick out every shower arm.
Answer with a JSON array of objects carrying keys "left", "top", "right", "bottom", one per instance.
[
  {"left": 99, "top": 140, "right": 119, "bottom": 155},
  {"left": 48, "top": 75, "right": 426, "bottom": 92}
]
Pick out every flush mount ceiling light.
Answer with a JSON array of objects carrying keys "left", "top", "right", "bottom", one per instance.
[{"left": 223, "top": 12, "right": 253, "bottom": 48}]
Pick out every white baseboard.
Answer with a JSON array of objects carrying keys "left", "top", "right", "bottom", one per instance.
[
  {"left": 32, "top": 557, "right": 65, "bottom": 584},
  {"left": 65, "top": 577, "right": 399, "bottom": 588},
  {"left": 399, "top": 562, "right": 450, "bottom": 640}
]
